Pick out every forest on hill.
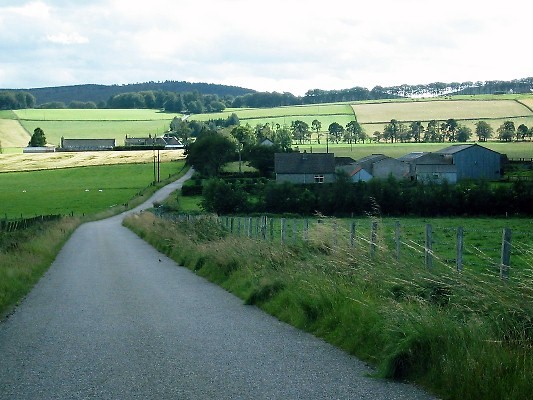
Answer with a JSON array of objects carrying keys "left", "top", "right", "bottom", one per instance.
[{"left": 1, "top": 77, "right": 532, "bottom": 112}]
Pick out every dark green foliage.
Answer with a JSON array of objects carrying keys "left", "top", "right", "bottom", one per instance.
[
  {"left": 29, "top": 127, "right": 46, "bottom": 147},
  {"left": 0, "top": 91, "right": 35, "bottom": 110},
  {"left": 185, "top": 133, "right": 236, "bottom": 177},
  {"left": 245, "top": 280, "right": 285, "bottom": 305},
  {"left": 201, "top": 179, "right": 249, "bottom": 214}
]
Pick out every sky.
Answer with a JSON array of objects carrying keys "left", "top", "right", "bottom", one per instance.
[{"left": 0, "top": 0, "right": 531, "bottom": 96}]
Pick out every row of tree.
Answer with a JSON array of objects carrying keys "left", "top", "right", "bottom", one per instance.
[
  {"left": 0, "top": 91, "right": 36, "bottom": 110},
  {"left": 4, "top": 77, "right": 532, "bottom": 111},
  {"left": 200, "top": 175, "right": 533, "bottom": 217}
]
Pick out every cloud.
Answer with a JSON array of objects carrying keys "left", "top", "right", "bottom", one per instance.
[
  {"left": 1, "top": 0, "right": 532, "bottom": 94},
  {"left": 46, "top": 33, "right": 89, "bottom": 45}
]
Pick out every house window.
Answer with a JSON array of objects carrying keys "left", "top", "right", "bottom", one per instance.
[{"left": 314, "top": 175, "right": 324, "bottom": 183}]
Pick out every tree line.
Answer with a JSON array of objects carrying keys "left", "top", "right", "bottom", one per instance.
[
  {"left": 3, "top": 77, "right": 532, "bottom": 111},
  {"left": 199, "top": 175, "right": 533, "bottom": 217}
]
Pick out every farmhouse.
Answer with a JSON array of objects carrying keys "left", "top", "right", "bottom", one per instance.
[
  {"left": 61, "top": 137, "right": 116, "bottom": 151},
  {"left": 275, "top": 152, "right": 335, "bottom": 184}
]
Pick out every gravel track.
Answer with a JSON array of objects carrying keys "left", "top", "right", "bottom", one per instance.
[{"left": 0, "top": 170, "right": 436, "bottom": 399}]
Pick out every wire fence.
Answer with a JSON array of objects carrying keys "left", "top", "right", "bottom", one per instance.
[
  {"left": 0, "top": 215, "right": 62, "bottom": 233},
  {"left": 168, "top": 213, "right": 533, "bottom": 282}
]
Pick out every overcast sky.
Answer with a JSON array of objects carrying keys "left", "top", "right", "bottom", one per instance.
[{"left": 0, "top": 0, "right": 531, "bottom": 96}]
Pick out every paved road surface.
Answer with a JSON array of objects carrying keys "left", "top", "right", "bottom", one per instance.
[{"left": 0, "top": 170, "right": 436, "bottom": 399}]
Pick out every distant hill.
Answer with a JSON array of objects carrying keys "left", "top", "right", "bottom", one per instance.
[{"left": 3, "top": 81, "right": 256, "bottom": 106}]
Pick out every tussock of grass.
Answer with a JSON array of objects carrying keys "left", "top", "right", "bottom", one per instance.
[
  {"left": 0, "top": 217, "right": 80, "bottom": 318},
  {"left": 124, "top": 212, "right": 533, "bottom": 400}
]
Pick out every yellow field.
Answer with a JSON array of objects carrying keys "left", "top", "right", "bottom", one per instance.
[
  {"left": 0, "top": 119, "right": 30, "bottom": 147},
  {"left": 0, "top": 150, "right": 185, "bottom": 173},
  {"left": 352, "top": 100, "right": 532, "bottom": 123}
]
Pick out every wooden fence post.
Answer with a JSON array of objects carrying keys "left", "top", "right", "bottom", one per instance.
[
  {"left": 500, "top": 228, "right": 512, "bottom": 280},
  {"left": 292, "top": 220, "right": 297, "bottom": 243},
  {"left": 395, "top": 220, "right": 401, "bottom": 260},
  {"left": 270, "top": 218, "right": 274, "bottom": 241},
  {"left": 425, "top": 224, "right": 433, "bottom": 268},
  {"left": 456, "top": 226, "right": 464, "bottom": 272},
  {"left": 281, "top": 218, "right": 286, "bottom": 244},
  {"left": 370, "top": 221, "right": 378, "bottom": 258},
  {"left": 261, "top": 216, "right": 267, "bottom": 240},
  {"left": 230, "top": 217, "right": 234, "bottom": 233},
  {"left": 248, "top": 217, "right": 253, "bottom": 238},
  {"left": 304, "top": 219, "right": 309, "bottom": 241},
  {"left": 350, "top": 222, "right": 356, "bottom": 247}
]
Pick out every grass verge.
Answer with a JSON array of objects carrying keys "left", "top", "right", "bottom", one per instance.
[{"left": 123, "top": 212, "right": 533, "bottom": 400}]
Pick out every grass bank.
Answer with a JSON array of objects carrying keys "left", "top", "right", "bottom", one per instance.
[
  {"left": 124, "top": 212, "right": 533, "bottom": 400},
  {"left": 0, "top": 217, "right": 80, "bottom": 318}
]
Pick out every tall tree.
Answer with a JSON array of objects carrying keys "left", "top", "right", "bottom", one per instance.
[
  {"left": 456, "top": 124, "right": 472, "bottom": 142},
  {"left": 345, "top": 120, "right": 363, "bottom": 143},
  {"left": 475, "top": 121, "right": 493, "bottom": 142},
  {"left": 497, "top": 121, "right": 515, "bottom": 142},
  {"left": 328, "top": 122, "right": 344, "bottom": 144},
  {"left": 185, "top": 133, "right": 236, "bottom": 177},
  {"left": 290, "top": 120, "right": 310, "bottom": 144},
  {"left": 516, "top": 124, "right": 529, "bottom": 141},
  {"left": 29, "top": 127, "right": 46, "bottom": 147},
  {"left": 311, "top": 119, "right": 322, "bottom": 143}
]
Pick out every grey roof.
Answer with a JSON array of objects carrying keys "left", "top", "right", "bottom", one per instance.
[
  {"left": 275, "top": 152, "right": 335, "bottom": 174},
  {"left": 356, "top": 154, "right": 388, "bottom": 163},
  {"left": 335, "top": 156, "right": 356, "bottom": 166},
  {"left": 397, "top": 152, "right": 430, "bottom": 161},
  {"left": 435, "top": 143, "right": 500, "bottom": 155},
  {"left": 62, "top": 139, "right": 115, "bottom": 147}
]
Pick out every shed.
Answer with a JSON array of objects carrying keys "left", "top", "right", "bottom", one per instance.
[
  {"left": 355, "top": 154, "right": 409, "bottom": 180},
  {"left": 435, "top": 144, "right": 501, "bottom": 181},
  {"left": 61, "top": 138, "right": 116, "bottom": 151},
  {"left": 275, "top": 152, "right": 336, "bottom": 184},
  {"left": 399, "top": 152, "right": 457, "bottom": 183}
]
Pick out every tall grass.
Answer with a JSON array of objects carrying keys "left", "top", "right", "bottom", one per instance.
[
  {"left": 0, "top": 217, "right": 80, "bottom": 318},
  {"left": 124, "top": 212, "right": 533, "bottom": 400}
]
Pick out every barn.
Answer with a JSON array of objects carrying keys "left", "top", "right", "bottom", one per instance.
[{"left": 435, "top": 144, "right": 502, "bottom": 181}]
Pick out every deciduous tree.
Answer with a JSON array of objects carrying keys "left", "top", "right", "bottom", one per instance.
[{"left": 29, "top": 127, "right": 46, "bottom": 147}]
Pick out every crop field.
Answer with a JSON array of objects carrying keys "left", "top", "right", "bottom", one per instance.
[
  {"left": 9, "top": 109, "right": 179, "bottom": 148},
  {"left": 0, "top": 119, "right": 30, "bottom": 148},
  {"left": 0, "top": 160, "right": 186, "bottom": 218},
  {"left": 352, "top": 99, "right": 531, "bottom": 123},
  {"left": 190, "top": 104, "right": 355, "bottom": 128},
  {"left": 0, "top": 149, "right": 185, "bottom": 173}
]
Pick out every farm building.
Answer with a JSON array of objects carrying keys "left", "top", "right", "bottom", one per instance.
[
  {"left": 435, "top": 144, "right": 502, "bottom": 181},
  {"left": 351, "top": 154, "right": 409, "bottom": 180},
  {"left": 275, "top": 152, "right": 335, "bottom": 184},
  {"left": 124, "top": 135, "right": 166, "bottom": 147},
  {"left": 22, "top": 146, "right": 56, "bottom": 153},
  {"left": 398, "top": 152, "right": 457, "bottom": 183},
  {"left": 60, "top": 138, "right": 116, "bottom": 151},
  {"left": 398, "top": 144, "right": 502, "bottom": 182}
]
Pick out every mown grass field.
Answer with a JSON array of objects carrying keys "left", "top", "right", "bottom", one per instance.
[
  {"left": 0, "top": 160, "right": 186, "bottom": 218},
  {"left": 4, "top": 109, "right": 179, "bottom": 149}
]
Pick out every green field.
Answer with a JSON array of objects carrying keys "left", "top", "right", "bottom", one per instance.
[
  {"left": 296, "top": 141, "right": 533, "bottom": 159},
  {"left": 0, "top": 160, "right": 185, "bottom": 218},
  {"left": 11, "top": 109, "right": 179, "bottom": 147}
]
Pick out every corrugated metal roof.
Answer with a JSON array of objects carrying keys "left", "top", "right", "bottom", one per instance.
[
  {"left": 397, "top": 152, "right": 429, "bottom": 161},
  {"left": 275, "top": 152, "right": 335, "bottom": 174}
]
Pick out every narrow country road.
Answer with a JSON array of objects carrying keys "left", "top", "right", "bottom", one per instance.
[{"left": 0, "top": 170, "right": 436, "bottom": 399}]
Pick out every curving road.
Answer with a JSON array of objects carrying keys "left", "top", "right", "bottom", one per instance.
[{"left": 0, "top": 170, "right": 436, "bottom": 399}]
